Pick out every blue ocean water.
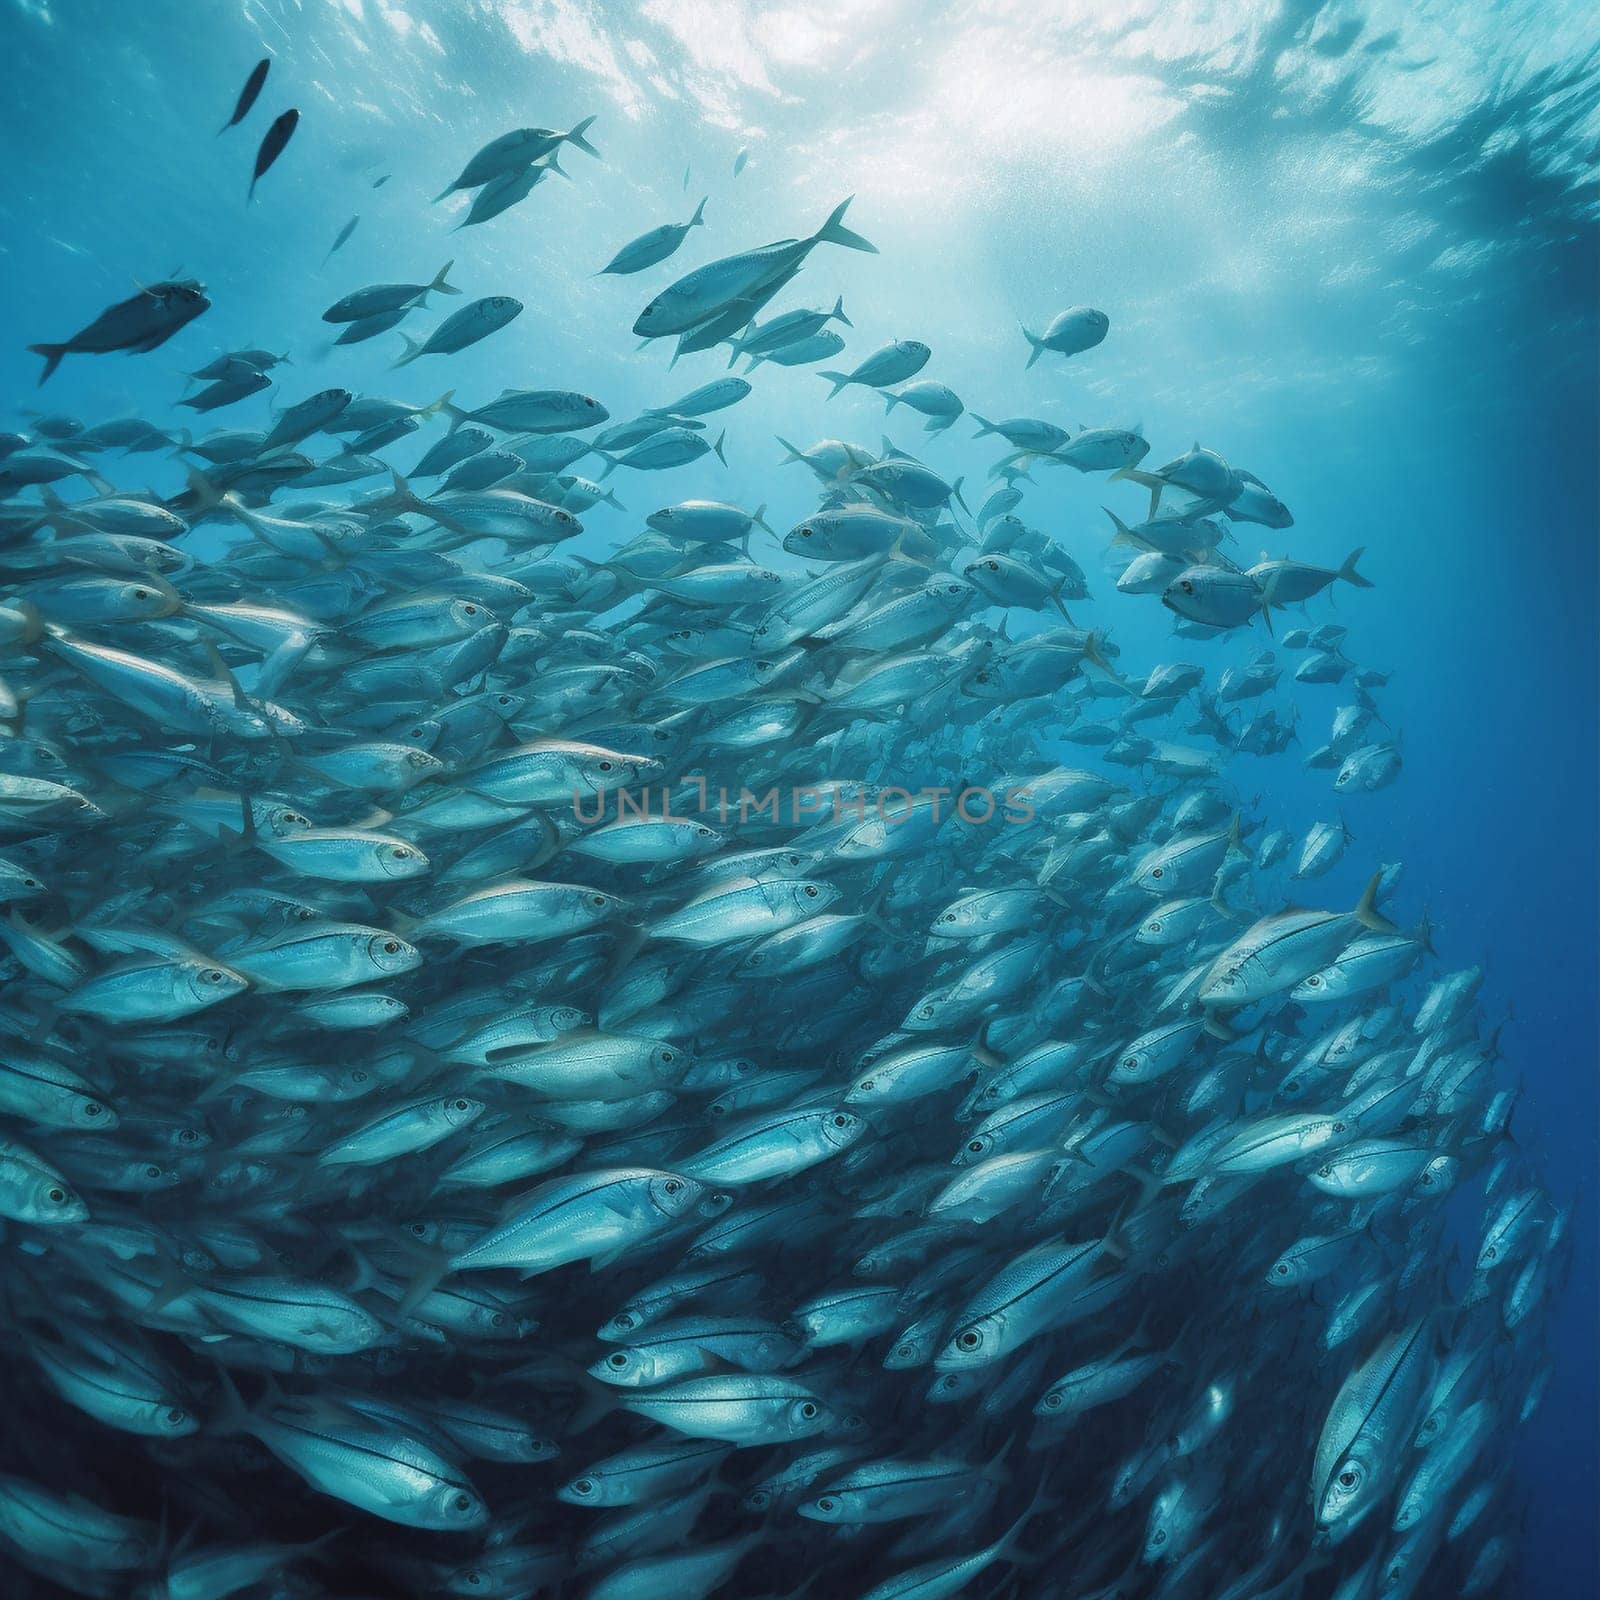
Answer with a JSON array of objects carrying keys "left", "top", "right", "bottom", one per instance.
[{"left": 1, "top": 0, "right": 1594, "bottom": 1593}]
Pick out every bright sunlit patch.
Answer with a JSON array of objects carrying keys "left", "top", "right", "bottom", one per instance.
[
  {"left": 637, "top": 0, "right": 783, "bottom": 98},
  {"left": 499, "top": 0, "right": 651, "bottom": 119}
]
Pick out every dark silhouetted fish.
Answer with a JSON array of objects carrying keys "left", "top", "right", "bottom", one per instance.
[
  {"left": 26, "top": 281, "right": 211, "bottom": 385},
  {"left": 218, "top": 56, "right": 269, "bottom": 134},
  {"left": 248, "top": 108, "right": 299, "bottom": 203}
]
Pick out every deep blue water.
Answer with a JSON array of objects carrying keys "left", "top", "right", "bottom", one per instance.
[{"left": 1, "top": 0, "right": 1595, "bottom": 1592}]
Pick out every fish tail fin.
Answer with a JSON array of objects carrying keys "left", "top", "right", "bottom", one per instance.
[
  {"left": 417, "top": 389, "right": 455, "bottom": 422},
  {"left": 166, "top": 428, "right": 194, "bottom": 457},
  {"left": 27, "top": 344, "right": 68, "bottom": 386},
  {"left": 390, "top": 331, "right": 424, "bottom": 369},
  {"left": 813, "top": 195, "right": 877, "bottom": 254},
  {"left": 1225, "top": 812, "right": 1247, "bottom": 860},
  {"left": 1083, "top": 631, "right": 1132, "bottom": 695},
  {"left": 430, "top": 182, "right": 455, "bottom": 204},
  {"left": 818, "top": 371, "right": 850, "bottom": 401},
  {"left": 565, "top": 115, "right": 601, "bottom": 160},
  {"left": 431, "top": 259, "right": 461, "bottom": 296},
  {"left": 950, "top": 475, "right": 968, "bottom": 514},
  {"left": 210, "top": 1367, "right": 255, "bottom": 1437},
  {"left": 396, "top": 1252, "right": 451, "bottom": 1317},
  {"left": 832, "top": 295, "right": 852, "bottom": 328},
  {"left": 1102, "top": 507, "right": 1141, "bottom": 550},
  {"left": 1020, "top": 324, "right": 1043, "bottom": 369},
  {"left": 1339, "top": 546, "right": 1373, "bottom": 588},
  {"left": 1259, "top": 567, "right": 1281, "bottom": 637},
  {"left": 141, "top": 1254, "right": 200, "bottom": 1319},
  {"left": 1354, "top": 871, "right": 1398, "bottom": 934},
  {"left": 711, "top": 429, "right": 727, "bottom": 466},
  {"left": 751, "top": 503, "right": 773, "bottom": 536},
  {"left": 689, "top": 195, "right": 707, "bottom": 227},
  {"left": 882, "top": 391, "right": 900, "bottom": 413},
  {"left": 595, "top": 451, "right": 620, "bottom": 482},
  {"left": 775, "top": 435, "right": 806, "bottom": 466},
  {"left": 379, "top": 468, "right": 431, "bottom": 518},
  {"left": 970, "top": 412, "right": 998, "bottom": 438},
  {"left": 1416, "top": 905, "right": 1437, "bottom": 956},
  {"left": 183, "top": 466, "right": 229, "bottom": 517}
]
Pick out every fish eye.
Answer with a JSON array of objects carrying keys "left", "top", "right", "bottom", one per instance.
[
  {"left": 597, "top": 759, "right": 613, "bottom": 771},
  {"left": 607, "top": 1352, "right": 629, "bottom": 1367},
  {"left": 452, "top": 1493, "right": 473, "bottom": 1513},
  {"left": 985, "top": 560, "right": 998, "bottom": 570},
  {"left": 204, "top": 969, "right": 225, "bottom": 983},
  {"left": 1043, "top": 1392, "right": 1063, "bottom": 1409},
  {"left": 392, "top": 847, "right": 412, "bottom": 859},
  {"left": 134, "top": 587, "right": 151, "bottom": 600},
  {"left": 84, "top": 1102, "right": 102, "bottom": 1117},
  {"left": 497, "top": 695, "right": 513, "bottom": 706},
  {"left": 919, "top": 1006, "right": 934, "bottom": 1019},
  {"left": 23, "top": 878, "right": 38, "bottom": 889},
  {"left": 818, "top": 1496, "right": 837, "bottom": 1511},
  {"left": 1122, "top": 1056, "right": 1138, "bottom": 1071},
  {"left": 1181, "top": 581, "right": 1194, "bottom": 595},
  {"left": 1149, "top": 920, "right": 1162, "bottom": 933},
  {"left": 1484, "top": 1246, "right": 1496, "bottom": 1261},
  {"left": 799, "top": 527, "right": 813, "bottom": 538},
  {"left": 664, "top": 1179, "right": 682, "bottom": 1194},
  {"left": 1286, "top": 1080, "right": 1300, "bottom": 1093},
  {"left": 800, "top": 1402, "right": 818, "bottom": 1418},
  {"left": 805, "top": 885, "right": 819, "bottom": 898},
  {"left": 1333, "top": 1121, "right": 1346, "bottom": 1133},
  {"left": 145, "top": 1164, "right": 161, "bottom": 1179},
  {"left": 1338, "top": 1470, "right": 1358, "bottom": 1488},
  {"left": 1307, "top": 976, "right": 1322, "bottom": 987},
  {"left": 410, "top": 1222, "right": 427, "bottom": 1236},
  {"left": 1151, "top": 868, "right": 1163, "bottom": 879},
  {"left": 833, "top": 1114, "right": 850, "bottom": 1128},
  {"left": 967, "top": 1139, "right": 984, "bottom": 1153},
  {"left": 464, "top": 1575, "right": 483, "bottom": 1588},
  {"left": 958, "top": 1330, "right": 981, "bottom": 1350},
  {"left": 383, "top": 941, "right": 401, "bottom": 954},
  {"left": 1153, "top": 1530, "right": 1167, "bottom": 1546},
  {"left": 591, "top": 894, "right": 608, "bottom": 907},
  {"left": 1318, "top": 1164, "right": 1332, "bottom": 1177},
  {"left": 463, "top": 604, "right": 478, "bottom": 615},
  {"left": 859, "top": 1079, "right": 875, "bottom": 1092},
  {"left": 1276, "top": 1263, "right": 1290, "bottom": 1275},
  {"left": 46, "top": 1187, "right": 66, "bottom": 1204},
  {"left": 179, "top": 1128, "right": 198, "bottom": 1142},
  {"left": 166, "top": 1407, "right": 186, "bottom": 1425},
  {"left": 453, "top": 1099, "right": 469, "bottom": 1111},
  {"left": 352, "top": 1070, "right": 369, "bottom": 1083}
]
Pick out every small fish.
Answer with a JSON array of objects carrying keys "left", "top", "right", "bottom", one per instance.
[
  {"left": 322, "top": 214, "right": 359, "bottom": 265},
  {"left": 218, "top": 57, "right": 269, "bottom": 134},
  {"left": 248, "top": 108, "right": 300, "bottom": 202}
]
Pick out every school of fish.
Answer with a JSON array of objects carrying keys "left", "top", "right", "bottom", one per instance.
[{"left": 0, "top": 80, "right": 1568, "bottom": 1600}]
